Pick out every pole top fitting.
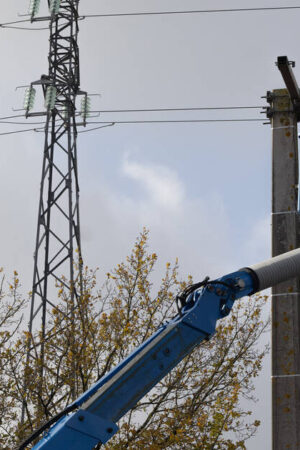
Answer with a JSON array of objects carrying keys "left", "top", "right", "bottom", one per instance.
[
  {"left": 276, "top": 56, "right": 295, "bottom": 69},
  {"left": 275, "top": 55, "right": 300, "bottom": 120}
]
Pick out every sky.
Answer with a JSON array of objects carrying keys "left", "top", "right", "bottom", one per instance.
[{"left": 1, "top": 0, "right": 300, "bottom": 447}]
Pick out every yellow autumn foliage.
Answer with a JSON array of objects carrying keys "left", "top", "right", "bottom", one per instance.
[{"left": 0, "top": 229, "right": 268, "bottom": 449}]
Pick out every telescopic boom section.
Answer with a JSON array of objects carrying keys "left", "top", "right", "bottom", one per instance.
[{"left": 30, "top": 248, "right": 300, "bottom": 450}]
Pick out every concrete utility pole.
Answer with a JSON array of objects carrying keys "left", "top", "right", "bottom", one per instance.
[{"left": 267, "top": 56, "right": 300, "bottom": 450}]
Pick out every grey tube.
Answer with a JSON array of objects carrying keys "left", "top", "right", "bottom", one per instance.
[{"left": 246, "top": 248, "right": 300, "bottom": 292}]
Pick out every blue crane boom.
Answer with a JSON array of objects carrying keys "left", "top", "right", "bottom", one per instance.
[{"left": 26, "top": 248, "right": 300, "bottom": 450}]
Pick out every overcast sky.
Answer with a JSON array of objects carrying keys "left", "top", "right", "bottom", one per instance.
[{"left": 1, "top": 0, "right": 300, "bottom": 447}]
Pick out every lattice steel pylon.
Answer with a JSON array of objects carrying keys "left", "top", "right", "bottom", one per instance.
[{"left": 22, "top": 0, "right": 89, "bottom": 420}]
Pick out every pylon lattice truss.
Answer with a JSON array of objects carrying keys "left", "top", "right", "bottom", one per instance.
[{"left": 27, "top": 0, "right": 84, "bottom": 383}]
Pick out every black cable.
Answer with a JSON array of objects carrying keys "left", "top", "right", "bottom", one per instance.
[
  {"left": 82, "top": 6, "right": 300, "bottom": 19},
  {"left": 0, "top": 114, "right": 27, "bottom": 120},
  {"left": 0, "top": 118, "right": 265, "bottom": 137},
  {"left": 33, "top": 123, "right": 115, "bottom": 134},
  {"left": 0, "top": 18, "right": 48, "bottom": 30},
  {"left": 0, "top": 127, "right": 44, "bottom": 136},
  {"left": 0, "top": 25, "right": 48, "bottom": 30},
  {"left": 0, "top": 121, "right": 46, "bottom": 125},
  {"left": 176, "top": 278, "right": 233, "bottom": 315},
  {"left": 176, "top": 276, "right": 210, "bottom": 314},
  {"left": 2, "top": 5, "right": 298, "bottom": 30},
  {"left": 84, "top": 119, "right": 265, "bottom": 124},
  {"left": 0, "top": 19, "right": 31, "bottom": 26},
  {"left": 17, "top": 404, "right": 78, "bottom": 450},
  {"left": 2, "top": 5, "right": 300, "bottom": 28},
  {"left": 78, "top": 123, "right": 115, "bottom": 133},
  {"left": 90, "top": 106, "right": 264, "bottom": 113},
  {"left": 0, "top": 108, "right": 262, "bottom": 123}
]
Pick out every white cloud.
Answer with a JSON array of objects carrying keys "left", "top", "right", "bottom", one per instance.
[
  {"left": 81, "top": 153, "right": 234, "bottom": 284},
  {"left": 122, "top": 155, "right": 185, "bottom": 211}
]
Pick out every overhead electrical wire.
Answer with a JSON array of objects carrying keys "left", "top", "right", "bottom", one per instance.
[
  {"left": 84, "top": 119, "right": 265, "bottom": 124},
  {"left": 0, "top": 106, "right": 267, "bottom": 136},
  {"left": 0, "top": 18, "right": 31, "bottom": 26},
  {"left": 2, "top": 5, "right": 300, "bottom": 24},
  {"left": 79, "top": 119, "right": 266, "bottom": 135},
  {"left": 81, "top": 5, "right": 300, "bottom": 19},
  {"left": 90, "top": 106, "right": 264, "bottom": 113},
  {"left": 0, "top": 18, "right": 48, "bottom": 30},
  {"left": 0, "top": 127, "right": 44, "bottom": 136},
  {"left": 0, "top": 107, "right": 263, "bottom": 122},
  {"left": 78, "top": 123, "right": 115, "bottom": 133},
  {"left": 0, "top": 117, "right": 267, "bottom": 137},
  {"left": 0, "top": 120, "right": 46, "bottom": 125},
  {"left": 1, "top": 5, "right": 300, "bottom": 30},
  {"left": 0, "top": 114, "right": 31, "bottom": 120},
  {"left": 0, "top": 25, "right": 48, "bottom": 30}
]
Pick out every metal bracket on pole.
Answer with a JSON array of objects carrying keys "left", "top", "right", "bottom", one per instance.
[{"left": 276, "top": 56, "right": 300, "bottom": 120}]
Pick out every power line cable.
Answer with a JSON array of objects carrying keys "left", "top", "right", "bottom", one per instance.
[
  {"left": 0, "top": 121, "right": 46, "bottom": 125},
  {"left": 90, "top": 106, "right": 264, "bottom": 113},
  {"left": 0, "top": 118, "right": 266, "bottom": 137},
  {"left": 0, "top": 19, "right": 31, "bottom": 26},
  {"left": 0, "top": 107, "right": 265, "bottom": 130},
  {"left": 78, "top": 123, "right": 115, "bottom": 133},
  {"left": 81, "top": 6, "right": 300, "bottom": 19},
  {"left": 85, "top": 119, "right": 265, "bottom": 124},
  {"left": 1, "top": 5, "right": 299, "bottom": 29},
  {"left": 0, "top": 127, "right": 44, "bottom": 136},
  {"left": 0, "top": 114, "right": 29, "bottom": 120},
  {"left": 0, "top": 25, "right": 48, "bottom": 30},
  {"left": 0, "top": 18, "right": 48, "bottom": 30},
  {"left": 0, "top": 108, "right": 263, "bottom": 122}
]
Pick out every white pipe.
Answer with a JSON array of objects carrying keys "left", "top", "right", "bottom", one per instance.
[{"left": 248, "top": 248, "right": 300, "bottom": 291}]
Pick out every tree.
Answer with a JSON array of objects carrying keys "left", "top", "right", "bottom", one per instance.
[
  {"left": 0, "top": 270, "right": 26, "bottom": 446},
  {"left": 1, "top": 229, "right": 269, "bottom": 449}
]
